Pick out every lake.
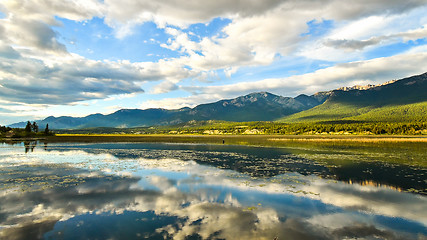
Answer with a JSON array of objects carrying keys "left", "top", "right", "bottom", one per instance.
[{"left": 0, "top": 140, "right": 426, "bottom": 239}]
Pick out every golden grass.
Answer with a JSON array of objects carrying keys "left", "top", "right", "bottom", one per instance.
[
  {"left": 268, "top": 137, "right": 427, "bottom": 143},
  {"left": 56, "top": 133, "right": 202, "bottom": 137},
  {"left": 53, "top": 133, "right": 427, "bottom": 143}
]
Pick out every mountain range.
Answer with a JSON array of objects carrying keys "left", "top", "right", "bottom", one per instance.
[
  {"left": 9, "top": 72, "right": 427, "bottom": 129},
  {"left": 282, "top": 72, "right": 427, "bottom": 123}
]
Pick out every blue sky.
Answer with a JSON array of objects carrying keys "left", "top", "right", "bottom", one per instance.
[{"left": 0, "top": 0, "right": 427, "bottom": 125}]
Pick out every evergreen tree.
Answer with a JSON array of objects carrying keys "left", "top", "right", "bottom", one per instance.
[
  {"left": 44, "top": 124, "right": 49, "bottom": 135},
  {"left": 32, "top": 122, "right": 38, "bottom": 133},
  {"left": 25, "top": 121, "right": 32, "bottom": 133}
]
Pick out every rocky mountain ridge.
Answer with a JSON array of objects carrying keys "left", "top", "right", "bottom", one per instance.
[{"left": 9, "top": 72, "right": 427, "bottom": 129}]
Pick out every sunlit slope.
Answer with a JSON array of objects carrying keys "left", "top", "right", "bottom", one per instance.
[
  {"left": 9, "top": 92, "right": 323, "bottom": 129},
  {"left": 281, "top": 72, "right": 427, "bottom": 123}
]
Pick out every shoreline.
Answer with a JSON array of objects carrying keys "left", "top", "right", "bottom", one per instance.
[
  {"left": 2, "top": 134, "right": 426, "bottom": 168},
  {"left": 2, "top": 134, "right": 425, "bottom": 144}
]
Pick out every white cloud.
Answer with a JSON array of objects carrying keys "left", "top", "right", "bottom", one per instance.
[
  {"left": 153, "top": 1, "right": 427, "bottom": 80},
  {"left": 0, "top": 52, "right": 141, "bottom": 104},
  {"left": 103, "top": 0, "right": 285, "bottom": 32},
  {"left": 323, "top": 37, "right": 383, "bottom": 50},
  {"left": 406, "top": 43, "right": 427, "bottom": 53},
  {"left": 140, "top": 94, "right": 221, "bottom": 110},
  {"left": 151, "top": 81, "right": 179, "bottom": 94},
  {"left": 2, "top": 18, "right": 67, "bottom": 52},
  {"left": 0, "top": 0, "right": 104, "bottom": 53},
  {"left": 322, "top": 23, "right": 427, "bottom": 51},
  {"left": 102, "top": 0, "right": 427, "bottom": 32},
  {"left": 300, "top": 6, "right": 427, "bottom": 60},
  {"left": 0, "top": 43, "right": 198, "bottom": 105},
  {"left": 398, "top": 25, "right": 427, "bottom": 41},
  {"left": 0, "top": 42, "right": 20, "bottom": 58},
  {"left": 1, "top": 0, "right": 427, "bottom": 122},
  {"left": 142, "top": 52, "right": 427, "bottom": 109},
  {"left": 104, "top": 92, "right": 138, "bottom": 101},
  {"left": 1, "top": 0, "right": 104, "bottom": 22}
]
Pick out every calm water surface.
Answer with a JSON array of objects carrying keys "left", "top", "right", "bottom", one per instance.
[{"left": 0, "top": 141, "right": 426, "bottom": 240}]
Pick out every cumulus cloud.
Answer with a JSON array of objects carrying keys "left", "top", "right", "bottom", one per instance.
[
  {"left": 140, "top": 94, "right": 221, "bottom": 109},
  {"left": 324, "top": 38, "right": 383, "bottom": 50},
  {"left": 0, "top": 0, "right": 427, "bottom": 121},
  {"left": 151, "top": 81, "right": 179, "bottom": 94},
  {"left": 300, "top": 7, "right": 427, "bottom": 60},
  {"left": 323, "top": 25, "right": 427, "bottom": 50},
  {"left": 164, "top": 9, "right": 307, "bottom": 72},
  {"left": 0, "top": 43, "right": 20, "bottom": 59},
  {"left": 103, "top": 0, "right": 285, "bottom": 31},
  {"left": 0, "top": 45, "right": 198, "bottom": 104},
  {"left": 1, "top": 0, "right": 104, "bottom": 22},
  {"left": 4, "top": 18, "right": 67, "bottom": 52},
  {"left": 102, "top": 0, "right": 427, "bottom": 31},
  {"left": 141, "top": 52, "right": 427, "bottom": 109},
  {"left": 108, "top": 0, "right": 427, "bottom": 71},
  {"left": 0, "top": 53, "right": 143, "bottom": 104},
  {"left": 0, "top": 0, "right": 104, "bottom": 53}
]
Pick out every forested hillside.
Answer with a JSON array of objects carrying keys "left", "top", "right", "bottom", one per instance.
[{"left": 282, "top": 72, "right": 427, "bottom": 123}]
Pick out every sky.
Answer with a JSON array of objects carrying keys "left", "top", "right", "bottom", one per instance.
[{"left": 0, "top": 0, "right": 427, "bottom": 125}]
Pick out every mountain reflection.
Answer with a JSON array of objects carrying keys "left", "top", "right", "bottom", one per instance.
[{"left": 0, "top": 142, "right": 426, "bottom": 239}]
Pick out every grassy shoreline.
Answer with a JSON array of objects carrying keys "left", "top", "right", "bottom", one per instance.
[
  {"left": 28, "top": 134, "right": 427, "bottom": 144},
  {"left": 2, "top": 134, "right": 426, "bottom": 168},
  {"left": 2, "top": 134, "right": 426, "bottom": 152}
]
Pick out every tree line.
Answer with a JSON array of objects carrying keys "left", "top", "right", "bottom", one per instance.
[
  {"left": 54, "top": 121, "right": 427, "bottom": 135},
  {"left": 25, "top": 121, "right": 51, "bottom": 135},
  {"left": 0, "top": 121, "right": 53, "bottom": 138}
]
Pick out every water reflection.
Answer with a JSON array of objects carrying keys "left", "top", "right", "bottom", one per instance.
[
  {"left": 36, "top": 142, "right": 427, "bottom": 195},
  {"left": 0, "top": 142, "right": 426, "bottom": 240},
  {"left": 24, "top": 141, "right": 37, "bottom": 153},
  {"left": 347, "top": 179, "right": 403, "bottom": 192}
]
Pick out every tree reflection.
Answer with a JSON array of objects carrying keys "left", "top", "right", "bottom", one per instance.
[{"left": 24, "top": 141, "right": 37, "bottom": 153}]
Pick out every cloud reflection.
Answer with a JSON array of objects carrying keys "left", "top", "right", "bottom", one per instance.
[{"left": 0, "top": 144, "right": 425, "bottom": 239}]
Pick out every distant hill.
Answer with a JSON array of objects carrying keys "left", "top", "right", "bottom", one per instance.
[
  {"left": 281, "top": 72, "right": 427, "bottom": 123},
  {"left": 9, "top": 92, "right": 323, "bottom": 129},
  {"left": 175, "top": 92, "right": 323, "bottom": 122},
  {"left": 10, "top": 72, "right": 427, "bottom": 129}
]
